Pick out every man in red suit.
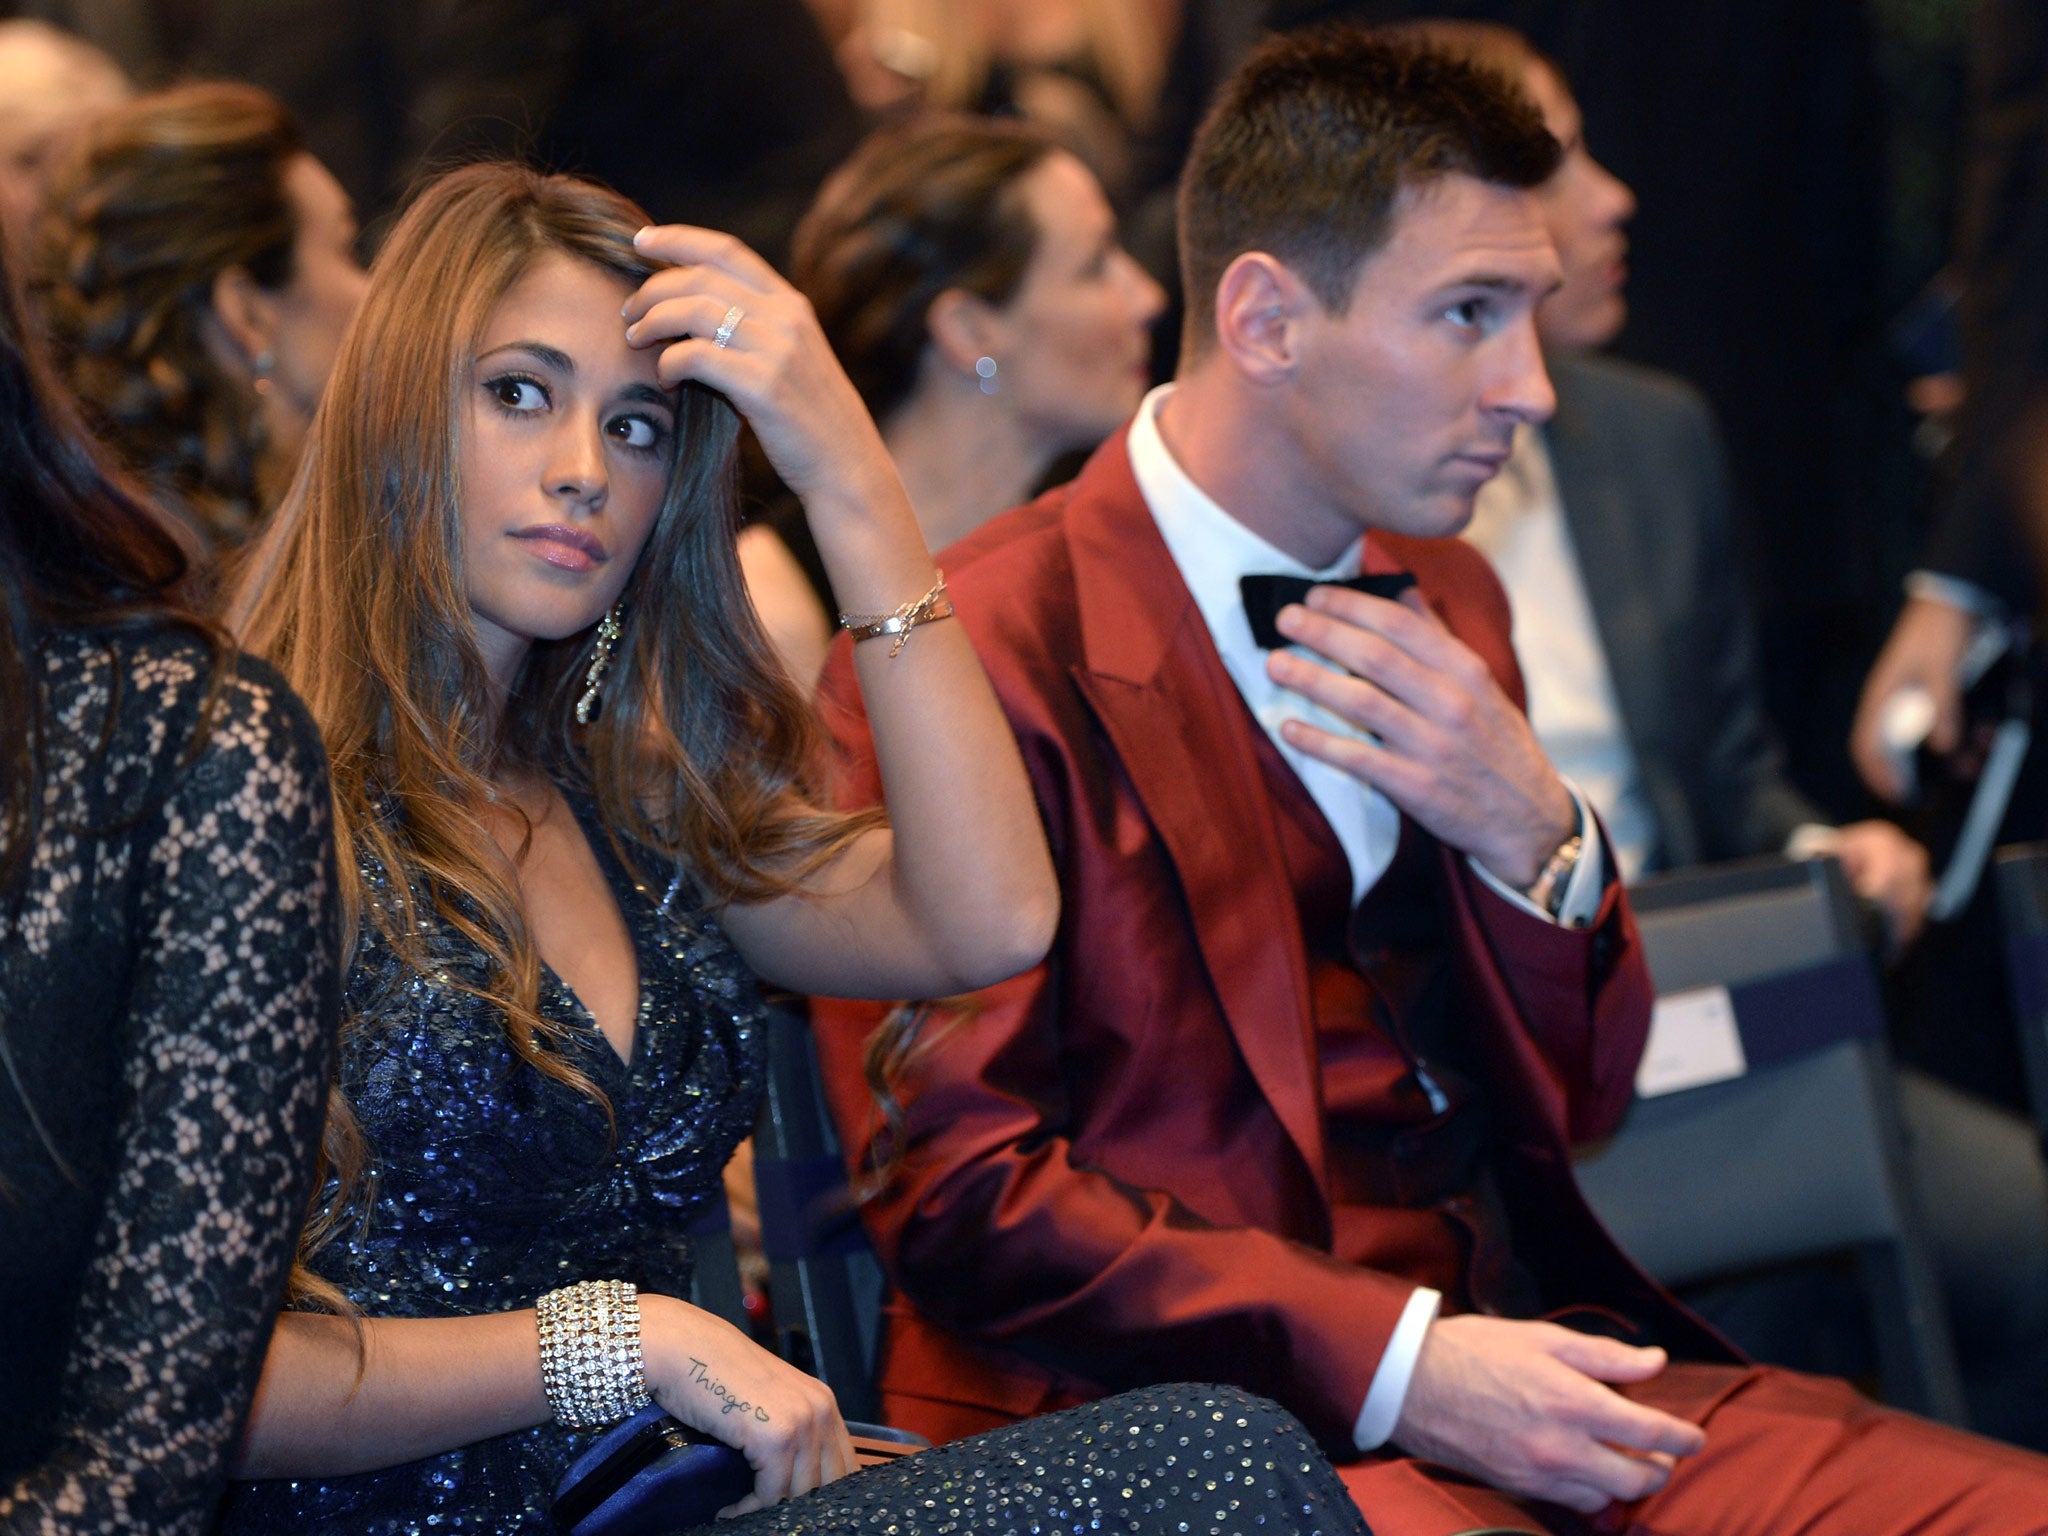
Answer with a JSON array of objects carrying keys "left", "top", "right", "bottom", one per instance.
[{"left": 812, "top": 25, "right": 2048, "bottom": 1534}]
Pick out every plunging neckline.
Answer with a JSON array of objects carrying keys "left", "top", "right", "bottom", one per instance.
[
  {"left": 542, "top": 955, "right": 648, "bottom": 1072},
  {"left": 536, "top": 792, "right": 647, "bottom": 1071}
]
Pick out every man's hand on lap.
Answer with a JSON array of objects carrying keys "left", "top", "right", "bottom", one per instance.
[{"left": 1390, "top": 1315, "right": 1705, "bottom": 1515}]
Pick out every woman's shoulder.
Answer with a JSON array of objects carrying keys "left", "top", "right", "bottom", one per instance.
[{"left": 43, "top": 621, "right": 329, "bottom": 811}]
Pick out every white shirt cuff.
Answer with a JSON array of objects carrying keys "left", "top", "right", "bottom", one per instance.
[
  {"left": 1784, "top": 823, "right": 1841, "bottom": 861},
  {"left": 1352, "top": 1287, "right": 1441, "bottom": 1452},
  {"left": 1905, "top": 569, "right": 2002, "bottom": 619},
  {"left": 1468, "top": 782, "right": 1608, "bottom": 928}
]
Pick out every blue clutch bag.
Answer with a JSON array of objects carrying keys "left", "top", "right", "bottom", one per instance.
[
  {"left": 552, "top": 1404, "right": 752, "bottom": 1536},
  {"left": 551, "top": 1405, "right": 929, "bottom": 1536}
]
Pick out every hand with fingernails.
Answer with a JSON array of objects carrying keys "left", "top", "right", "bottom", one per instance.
[
  {"left": 1268, "top": 583, "right": 1578, "bottom": 890},
  {"left": 621, "top": 227, "right": 898, "bottom": 521}
]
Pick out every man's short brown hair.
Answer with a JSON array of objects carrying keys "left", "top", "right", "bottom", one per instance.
[{"left": 1177, "top": 25, "right": 1560, "bottom": 353}]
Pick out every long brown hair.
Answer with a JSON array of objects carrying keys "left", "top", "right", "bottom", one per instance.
[
  {"left": 229, "top": 162, "right": 871, "bottom": 1306},
  {"left": 27, "top": 81, "right": 303, "bottom": 556}
]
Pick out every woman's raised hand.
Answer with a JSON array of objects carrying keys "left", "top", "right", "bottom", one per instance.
[
  {"left": 639, "top": 1291, "right": 856, "bottom": 1516},
  {"left": 622, "top": 225, "right": 894, "bottom": 512},
  {"left": 622, "top": 230, "right": 1054, "bottom": 1006}
]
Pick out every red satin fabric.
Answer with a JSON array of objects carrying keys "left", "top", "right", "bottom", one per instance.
[
  {"left": 1340, "top": 1363, "right": 2048, "bottom": 1536},
  {"left": 810, "top": 428, "right": 2048, "bottom": 1535},
  {"left": 810, "top": 431, "right": 1714, "bottom": 1468}
]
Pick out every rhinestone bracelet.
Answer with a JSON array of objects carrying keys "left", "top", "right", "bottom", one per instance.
[{"left": 535, "top": 1279, "right": 652, "bottom": 1429}]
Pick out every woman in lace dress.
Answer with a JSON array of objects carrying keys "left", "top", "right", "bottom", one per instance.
[
  {"left": 216, "top": 162, "right": 1364, "bottom": 1536},
  {"left": 0, "top": 237, "right": 339, "bottom": 1529}
]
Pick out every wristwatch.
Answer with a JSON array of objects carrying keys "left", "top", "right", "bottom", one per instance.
[{"left": 1521, "top": 808, "right": 1586, "bottom": 919}]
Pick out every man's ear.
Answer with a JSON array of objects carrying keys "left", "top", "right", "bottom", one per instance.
[
  {"left": 925, "top": 286, "right": 1005, "bottom": 379},
  {"left": 1212, "top": 252, "right": 1313, "bottom": 383},
  {"left": 206, "top": 264, "right": 281, "bottom": 375}
]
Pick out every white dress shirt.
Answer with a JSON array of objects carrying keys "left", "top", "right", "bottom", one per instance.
[
  {"left": 1464, "top": 422, "right": 1836, "bottom": 874},
  {"left": 1462, "top": 423, "right": 1659, "bottom": 882},
  {"left": 1124, "top": 385, "right": 1606, "bottom": 1451}
]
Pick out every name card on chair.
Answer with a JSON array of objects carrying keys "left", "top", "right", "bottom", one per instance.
[{"left": 1636, "top": 985, "right": 1748, "bottom": 1097}]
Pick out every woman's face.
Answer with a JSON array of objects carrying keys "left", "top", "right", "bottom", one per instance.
[
  {"left": 265, "top": 153, "right": 369, "bottom": 417},
  {"left": 458, "top": 250, "right": 678, "bottom": 686},
  {"left": 1521, "top": 61, "right": 1635, "bottom": 355},
  {"left": 983, "top": 151, "right": 1164, "bottom": 452}
]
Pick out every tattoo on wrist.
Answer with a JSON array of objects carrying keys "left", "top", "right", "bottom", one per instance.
[{"left": 687, "top": 1357, "right": 771, "bottom": 1421}]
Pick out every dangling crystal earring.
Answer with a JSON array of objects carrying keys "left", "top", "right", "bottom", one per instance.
[
  {"left": 251, "top": 349, "right": 277, "bottom": 397},
  {"left": 574, "top": 604, "right": 623, "bottom": 725},
  {"left": 975, "top": 355, "right": 1000, "bottom": 395}
]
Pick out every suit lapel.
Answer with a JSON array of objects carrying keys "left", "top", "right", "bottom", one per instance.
[{"left": 1061, "top": 443, "right": 1330, "bottom": 1196}]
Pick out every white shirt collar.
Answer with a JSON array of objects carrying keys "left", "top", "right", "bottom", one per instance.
[
  {"left": 1125, "top": 383, "right": 1363, "bottom": 659},
  {"left": 1125, "top": 383, "right": 1394, "bottom": 902},
  {"left": 1120, "top": 382, "right": 1605, "bottom": 921}
]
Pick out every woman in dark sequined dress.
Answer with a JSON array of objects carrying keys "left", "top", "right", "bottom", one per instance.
[
  {"left": 215, "top": 161, "right": 1364, "bottom": 1536},
  {"left": 0, "top": 230, "right": 338, "bottom": 1531}
]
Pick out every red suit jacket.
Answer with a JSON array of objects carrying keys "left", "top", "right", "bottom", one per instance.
[{"left": 811, "top": 432, "right": 1734, "bottom": 1490}]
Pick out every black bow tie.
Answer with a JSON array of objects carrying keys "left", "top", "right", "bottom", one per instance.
[{"left": 1240, "top": 571, "right": 1416, "bottom": 649}]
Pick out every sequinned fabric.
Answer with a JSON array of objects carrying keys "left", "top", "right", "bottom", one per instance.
[
  {"left": 0, "top": 627, "right": 338, "bottom": 1535},
  {"left": 218, "top": 794, "right": 767, "bottom": 1534},
  {"left": 215, "top": 806, "right": 1367, "bottom": 1536},
  {"left": 718, "top": 1386, "right": 1370, "bottom": 1536}
]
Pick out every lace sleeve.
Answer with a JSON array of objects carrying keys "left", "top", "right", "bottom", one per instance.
[{"left": 0, "top": 661, "right": 339, "bottom": 1536}]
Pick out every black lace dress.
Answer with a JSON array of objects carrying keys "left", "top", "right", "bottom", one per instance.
[
  {"left": 218, "top": 796, "right": 1368, "bottom": 1536},
  {"left": 0, "top": 626, "right": 339, "bottom": 1535}
]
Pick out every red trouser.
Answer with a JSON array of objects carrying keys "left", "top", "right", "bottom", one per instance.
[{"left": 1337, "top": 1363, "right": 2048, "bottom": 1536}]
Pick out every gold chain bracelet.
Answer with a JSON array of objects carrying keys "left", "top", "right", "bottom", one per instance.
[{"left": 838, "top": 571, "right": 954, "bottom": 657}]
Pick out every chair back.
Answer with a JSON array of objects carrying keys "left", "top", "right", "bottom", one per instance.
[
  {"left": 1573, "top": 855, "right": 1966, "bottom": 1421},
  {"left": 686, "top": 1193, "right": 753, "bottom": 1331},
  {"left": 1992, "top": 842, "right": 2048, "bottom": 1146},
  {"left": 1627, "top": 854, "right": 1864, "bottom": 990},
  {"left": 752, "top": 1001, "right": 885, "bottom": 1422}
]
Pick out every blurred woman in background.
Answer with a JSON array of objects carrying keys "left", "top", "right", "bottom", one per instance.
[
  {"left": 28, "top": 82, "right": 366, "bottom": 569},
  {"left": 0, "top": 216, "right": 337, "bottom": 1531},
  {"left": 817, "top": 0, "right": 1179, "bottom": 199},
  {"left": 0, "top": 20, "right": 126, "bottom": 265},
  {"left": 744, "top": 116, "right": 1163, "bottom": 684}
]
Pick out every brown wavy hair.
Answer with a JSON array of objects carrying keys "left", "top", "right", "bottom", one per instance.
[
  {"left": 0, "top": 220, "right": 222, "bottom": 1176},
  {"left": 843, "top": 0, "right": 1169, "bottom": 132},
  {"left": 791, "top": 115, "right": 1056, "bottom": 426},
  {"left": 27, "top": 81, "right": 303, "bottom": 557},
  {"left": 0, "top": 224, "right": 205, "bottom": 903},
  {"left": 229, "top": 161, "right": 874, "bottom": 1313}
]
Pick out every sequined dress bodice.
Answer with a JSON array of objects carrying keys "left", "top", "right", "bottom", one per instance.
[{"left": 220, "top": 796, "right": 765, "bottom": 1534}]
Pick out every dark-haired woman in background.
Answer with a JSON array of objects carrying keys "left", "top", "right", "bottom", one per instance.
[
  {"left": 741, "top": 116, "right": 1163, "bottom": 685},
  {"left": 27, "top": 81, "right": 366, "bottom": 568},
  {"left": 0, "top": 226, "right": 338, "bottom": 1528}
]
